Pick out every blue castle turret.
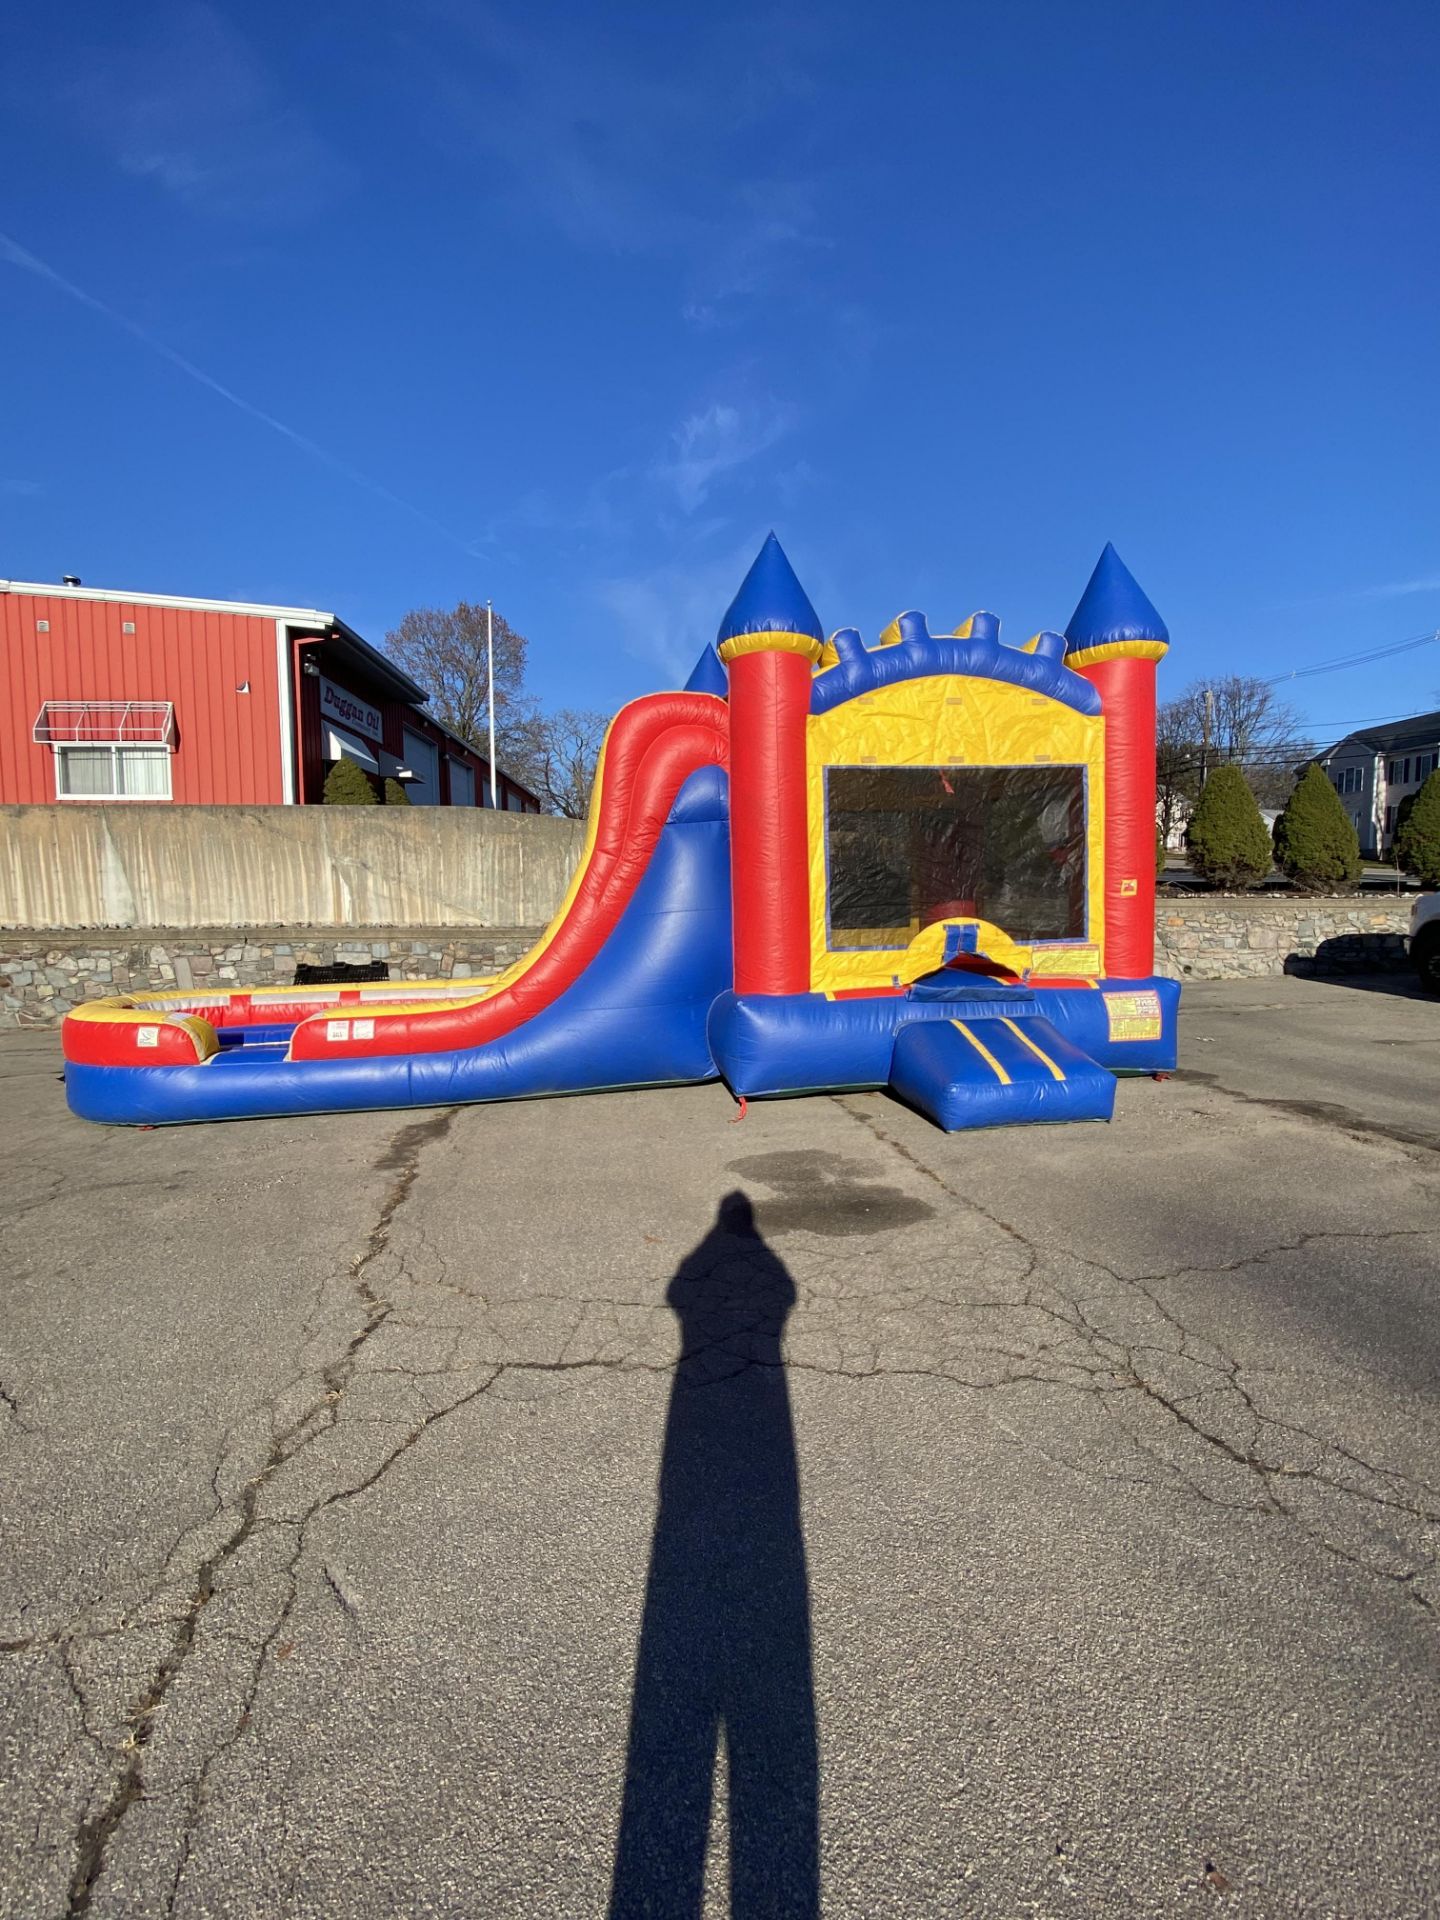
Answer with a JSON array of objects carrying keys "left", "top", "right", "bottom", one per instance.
[
  {"left": 717, "top": 531, "right": 824, "bottom": 645},
  {"left": 1065, "top": 542, "right": 1169, "bottom": 665},
  {"left": 685, "top": 532, "right": 823, "bottom": 694}
]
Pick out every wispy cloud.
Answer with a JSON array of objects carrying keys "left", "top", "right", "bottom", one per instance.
[
  {"left": 655, "top": 400, "right": 800, "bottom": 513},
  {"left": 679, "top": 180, "right": 835, "bottom": 326},
  {"left": 0, "top": 231, "right": 479, "bottom": 557},
  {"left": 597, "top": 547, "right": 766, "bottom": 682},
  {"left": 1362, "top": 574, "right": 1440, "bottom": 599},
  {"left": 404, "top": 6, "right": 833, "bottom": 323},
  {"left": 63, "top": 4, "right": 347, "bottom": 223},
  {"left": 476, "top": 473, "right": 634, "bottom": 562},
  {"left": 2, "top": 478, "right": 43, "bottom": 498},
  {"left": 1270, "top": 570, "right": 1440, "bottom": 612}
]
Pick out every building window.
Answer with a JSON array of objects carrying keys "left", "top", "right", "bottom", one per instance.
[
  {"left": 55, "top": 745, "right": 172, "bottom": 800},
  {"left": 1403, "top": 757, "right": 1412, "bottom": 783},
  {"left": 33, "top": 700, "right": 177, "bottom": 802},
  {"left": 1387, "top": 759, "right": 1397, "bottom": 783},
  {"left": 1385, "top": 804, "right": 1395, "bottom": 834}
]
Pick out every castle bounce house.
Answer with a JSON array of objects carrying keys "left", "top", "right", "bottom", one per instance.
[{"left": 62, "top": 537, "right": 1180, "bottom": 1130}]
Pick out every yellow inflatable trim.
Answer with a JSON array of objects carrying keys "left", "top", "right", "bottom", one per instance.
[
  {"left": 717, "top": 630, "right": 824, "bottom": 665},
  {"left": 1064, "top": 638, "right": 1168, "bottom": 668}
]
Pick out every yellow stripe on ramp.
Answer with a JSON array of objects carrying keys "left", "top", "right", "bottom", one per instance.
[
  {"left": 950, "top": 1019, "right": 1011, "bottom": 1086},
  {"left": 998, "top": 1015, "right": 1066, "bottom": 1081}
]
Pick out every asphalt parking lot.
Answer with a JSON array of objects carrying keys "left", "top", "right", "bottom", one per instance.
[{"left": 2, "top": 974, "right": 1438, "bottom": 1919}]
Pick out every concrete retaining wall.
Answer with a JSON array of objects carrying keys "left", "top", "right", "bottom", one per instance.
[
  {"left": 1156, "top": 897, "right": 1412, "bottom": 980},
  {"left": 0, "top": 805, "right": 586, "bottom": 931}
]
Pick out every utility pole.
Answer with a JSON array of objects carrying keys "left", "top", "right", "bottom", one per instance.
[
  {"left": 1200, "top": 685, "right": 1215, "bottom": 787},
  {"left": 486, "top": 599, "right": 498, "bottom": 810}
]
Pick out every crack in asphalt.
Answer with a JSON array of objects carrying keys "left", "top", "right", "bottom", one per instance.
[
  {"left": 834, "top": 1095, "right": 1440, "bottom": 1616},
  {"left": 10, "top": 1082, "right": 1436, "bottom": 1914},
  {"left": 1176, "top": 1067, "right": 1440, "bottom": 1157},
  {"left": 63, "top": 1107, "right": 462, "bottom": 1919}
]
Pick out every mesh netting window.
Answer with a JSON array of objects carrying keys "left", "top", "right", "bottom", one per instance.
[{"left": 825, "top": 765, "right": 1087, "bottom": 949}]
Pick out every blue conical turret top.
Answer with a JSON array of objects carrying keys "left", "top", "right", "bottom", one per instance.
[
  {"left": 682, "top": 642, "right": 728, "bottom": 697},
  {"left": 717, "top": 532, "right": 823, "bottom": 645},
  {"left": 1065, "top": 543, "right": 1169, "bottom": 651}
]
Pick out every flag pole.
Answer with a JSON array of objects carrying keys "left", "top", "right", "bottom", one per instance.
[{"left": 486, "top": 599, "right": 498, "bottom": 808}]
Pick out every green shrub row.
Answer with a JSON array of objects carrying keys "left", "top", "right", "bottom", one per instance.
[{"left": 1181, "top": 762, "right": 1440, "bottom": 890}]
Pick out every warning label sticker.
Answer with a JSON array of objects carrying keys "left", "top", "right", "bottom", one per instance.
[
  {"left": 1103, "top": 990, "right": 1162, "bottom": 1042},
  {"left": 137, "top": 1027, "right": 159, "bottom": 1049},
  {"left": 326, "top": 1020, "right": 350, "bottom": 1042},
  {"left": 353, "top": 1019, "right": 375, "bottom": 1040}
]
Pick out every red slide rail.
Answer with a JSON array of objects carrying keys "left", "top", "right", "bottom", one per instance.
[{"left": 288, "top": 692, "right": 730, "bottom": 1061}]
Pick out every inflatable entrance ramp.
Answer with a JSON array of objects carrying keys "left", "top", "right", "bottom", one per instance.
[
  {"left": 890, "top": 1012, "right": 1116, "bottom": 1131},
  {"left": 63, "top": 534, "right": 1179, "bottom": 1132}
]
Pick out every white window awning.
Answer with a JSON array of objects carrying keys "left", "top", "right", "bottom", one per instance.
[
  {"left": 326, "top": 725, "right": 379, "bottom": 773},
  {"left": 33, "top": 700, "right": 176, "bottom": 747}
]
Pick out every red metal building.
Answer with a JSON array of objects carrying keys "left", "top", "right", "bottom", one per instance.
[{"left": 0, "top": 577, "right": 540, "bottom": 811}]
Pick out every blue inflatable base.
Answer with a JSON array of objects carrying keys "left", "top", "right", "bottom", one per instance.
[{"left": 707, "top": 975, "right": 1179, "bottom": 1102}]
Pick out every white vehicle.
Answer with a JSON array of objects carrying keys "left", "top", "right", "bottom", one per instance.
[{"left": 1410, "top": 894, "right": 1440, "bottom": 993}]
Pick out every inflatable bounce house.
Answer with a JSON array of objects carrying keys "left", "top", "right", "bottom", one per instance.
[{"left": 62, "top": 537, "right": 1179, "bottom": 1131}]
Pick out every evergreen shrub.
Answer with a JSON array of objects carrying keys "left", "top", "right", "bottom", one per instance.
[
  {"left": 1271, "top": 763, "right": 1361, "bottom": 891},
  {"left": 1184, "top": 764, "right": 1271, "bottom": 889},
  {"left": 323, "top": 758, "right": 378, "bottom": 805},
  {"left": 1395, "top": 770, "right": 1440, "bottom": 887}
]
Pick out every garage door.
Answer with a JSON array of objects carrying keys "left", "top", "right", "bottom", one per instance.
[{"left": 402, "top": 728, "right": 440, "bottom": 806}]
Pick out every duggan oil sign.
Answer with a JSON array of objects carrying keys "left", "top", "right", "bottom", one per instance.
[{"left": 318, "top": 675, "right": 383, "bottom": 742}]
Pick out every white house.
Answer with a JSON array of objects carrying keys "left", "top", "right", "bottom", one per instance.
[{"left": 1318, "top": 710, "right": 1440, "bottom": 855}]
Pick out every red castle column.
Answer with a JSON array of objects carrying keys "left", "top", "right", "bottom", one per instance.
[
  {"left": 1064, "top": 544, "right": 1171, "bottom": 980},
  {"left": 715, "top": 535, "right": 824, "bottom": 995}
]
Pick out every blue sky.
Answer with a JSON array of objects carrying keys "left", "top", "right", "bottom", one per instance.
[{"left": 3, "top": 0, "right": 1438, "bottom": 740}]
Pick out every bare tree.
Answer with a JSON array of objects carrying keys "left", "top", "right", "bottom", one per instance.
[
  {"left": 1159, "top": 676, "right": 1312, "bottom": 810},
  {"left": 385, "top": 601, "right": 538, "bottom": 766},
  {"left": 507, "top": 708, "right": 610, "bottom": 819},
  {"left": 1156, "top": 697, "right": 1202, "bottom": 844}
]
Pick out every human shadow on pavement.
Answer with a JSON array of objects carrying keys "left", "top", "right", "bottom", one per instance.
[{"left": 609, "top": 1191, "right": 819, "bottom": 1920}]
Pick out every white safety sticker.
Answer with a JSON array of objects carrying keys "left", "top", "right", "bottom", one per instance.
[
  {"left": 136, "top": 1027, "right": 160, "bottom": 1048},
  {"left": 1103, "top": 990, "right": 1162, "bottom": 1042},
  {"left": 353, "top": 1019, "right": 375, "bottom": 1040},
  {"left": 326, "top": 1020, "right": 350, "bottom": 1042}
]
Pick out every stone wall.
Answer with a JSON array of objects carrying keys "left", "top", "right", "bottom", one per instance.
[
  {"left": 1155, "top": 897, "right": 1412, "bottom": 980},
  {"left": 0, "top": 928, "right": 544, "bottom": 1026},
  {"left": 0, "top": 898, "right": 1418, "bottom": 1026},
  {"left": 0, "top": 805, "right": 585, "bottom": 931}
]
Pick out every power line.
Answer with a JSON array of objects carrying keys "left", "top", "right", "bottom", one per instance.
[{"left": 1265, "top": 627, "right": 1440, "bottom": 685}]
